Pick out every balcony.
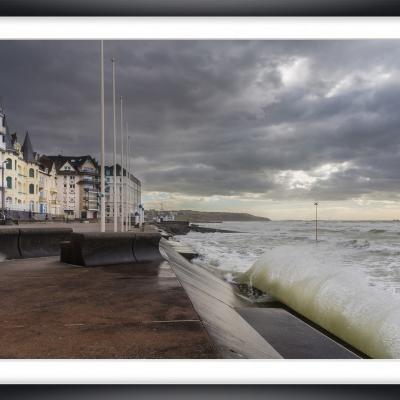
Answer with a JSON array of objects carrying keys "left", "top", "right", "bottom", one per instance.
[
  {"left": 79, "top": 179, "right": 95, "bottom": 185},
  {"left": 80, "top": 168, "right": 97, "bottom": 175}
]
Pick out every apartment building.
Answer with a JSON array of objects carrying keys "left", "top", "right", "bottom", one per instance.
[
  {"left": 38, "top": 158, "right": 61, "bottom": 215},
  {"left": 105, "top": 164, "right": 141, "bottom": 222},
  {"left": 1, "top": 109, "right": 42, "bottom": 214},
  {"left": 40, "top": 155, "right": 99, "bottom": 219}
]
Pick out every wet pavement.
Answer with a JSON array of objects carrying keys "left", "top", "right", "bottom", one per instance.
[
  {"left": 0, "top": 256, "right": 219, "bottom": 358},
  {"left": 0, "top": 221, "right": 158, "bottom": 233}
]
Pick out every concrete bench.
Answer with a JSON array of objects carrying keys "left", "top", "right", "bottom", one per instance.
[
  {"left": 0, "top": 228, "right": 21, "bottom": 260},
  {"left": 61, "top": 232, "right": 163, "bottom": 267},
  {"left": 0, "top": 227, "right": 72, "bottom": 260}
]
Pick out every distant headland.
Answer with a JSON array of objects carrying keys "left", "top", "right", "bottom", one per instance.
[{"left": 148, "top": 209, "right": 270, "bottom": 223}]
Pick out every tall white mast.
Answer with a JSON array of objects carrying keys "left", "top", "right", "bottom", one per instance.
[
  {"left": 120, "top": 96, "right": 124, "bottom": 232},
  {"left": 100, "top": 40, "right": 106, "bottom": 233},
  {"left": 112, "top": 57, "right": 117, "bottom": 232},
  {"left": 128, "top": 136, "right": 132, "bottom": 231},
  {"left": 125, "top": 122, "right": 129, "bottom": 231}
]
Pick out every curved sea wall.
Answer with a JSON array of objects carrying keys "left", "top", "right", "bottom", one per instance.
[{"left": 241, "top": 245, "right": 400, "bottom": 359}]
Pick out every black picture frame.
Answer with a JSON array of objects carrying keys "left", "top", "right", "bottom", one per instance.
[
  {"left": 1, "top": 385, "right": 400, "bottom": 399},
  {"left": 2, "top": 0, "right": 400, "bottom": 16}
]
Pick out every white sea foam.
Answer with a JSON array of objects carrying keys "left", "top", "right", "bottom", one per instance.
[
  {"left": 178, "top": 221, "right": 400, "bottom": 295},
  {"left": 177, "top": 220, "right": 400, "bottom": 358},
  {"left": 242, "top": 245, "right": 400, "bottom": 359}
]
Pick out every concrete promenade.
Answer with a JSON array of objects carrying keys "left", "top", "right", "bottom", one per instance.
[
  {"left": 0, "top": 222, "right": 362, "bottom": 359},
  {"left": 0, "top": 221, "right": 222, "bottom": 358},
  {"left": 0, "top": 221, "right": 156, "bottom": 233},
  {"left": 0, "top": 255, "right": 219, "bottom": 358}
]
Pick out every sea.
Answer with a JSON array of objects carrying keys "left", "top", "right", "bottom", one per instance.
[
  {"left": 176, "top": 220, "right": 400, "bottom": 357},
  {"left": 177, "top": 220, "right": 400, "bottom": 296}
]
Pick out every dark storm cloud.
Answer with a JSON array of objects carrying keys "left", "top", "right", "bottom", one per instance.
[{"left": 1, "top": 40, "right": 400, "bottom": 201}]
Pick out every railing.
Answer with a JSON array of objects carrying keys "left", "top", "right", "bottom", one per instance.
[
  {"left": 5, "top": 204, "right": 30, "bottom": 212},
  {"left": 80, "top": 168, "right": 97, "bottom": 173},
  {"left": 80, "top": 179, "right": 94, "bottom": 185}
]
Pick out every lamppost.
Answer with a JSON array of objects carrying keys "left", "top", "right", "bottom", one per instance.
[
  {"left": 314, "top": 202, "right": 318, "bottom": 242},
  {"left": 1, "top": 160, "right": 7, "bottom": 216}
]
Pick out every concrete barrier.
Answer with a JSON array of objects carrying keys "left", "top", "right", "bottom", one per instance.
[
  {"left": 19, "top": 228, "right": 73, "bottom": 258},
  {"left": 133, "top": 233, "right": 164, "bottom": 263},
  {"left": 60, "top": 232, "right": 162, "bottom": 267},
  {"left": 155, "top": 221, "right": 190, "bottom": 235},
  {"left": 0, "top": 228, "right": 21, "bottom": 260}
]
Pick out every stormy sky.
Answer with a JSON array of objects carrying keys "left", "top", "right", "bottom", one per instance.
[{"left": 1, "top": 40, "right": 400, "bottom": 219}]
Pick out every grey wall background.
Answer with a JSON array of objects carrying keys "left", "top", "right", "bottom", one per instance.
[
  {"left": 1, "top": 385, "right": 400, "bottom": 399},
  {"left": 1, "top": 0, "right": 400, "bottom": 16}
]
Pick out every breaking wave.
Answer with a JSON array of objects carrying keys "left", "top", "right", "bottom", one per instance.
[{"left": 241, "top": 245, "right": 400, "bottom": 359}]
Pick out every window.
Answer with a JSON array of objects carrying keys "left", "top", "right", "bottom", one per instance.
[
  {"left": 29, "top": 168, "right": 35, "bottom": 178},
  {"left": 29, "top": 184, "right": 35, "bottom": 194},
  {"left": 6, "top": 176, "right": 12, "bottom": 189},
  {"left": 5, "top": 197, "right": 12, "bottom": 207},
  {"left": 5, "top": 158, "right": 12, "bottom": 170}
]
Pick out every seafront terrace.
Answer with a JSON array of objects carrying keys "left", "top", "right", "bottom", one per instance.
[{"left": 0, "top": 222, "right": 362, "bottom": 359}]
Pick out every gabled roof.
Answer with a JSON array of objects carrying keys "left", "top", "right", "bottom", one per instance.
[
  {"left": 21, "top": 131, "right": 35, "bottom": 163},
  {"left": 39, "top": 157, "right": 55, "bottom": 174},
  {"left": 41, "top": 155, "right": 98, "bottom": 174}
]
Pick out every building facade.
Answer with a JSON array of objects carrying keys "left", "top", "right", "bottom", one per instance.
[
  {"left": 38, "top": 158, "right": 61, "bottom": 215},
  {"left": 1, "top": 109, "right": 140, "bottom": 221},
  {"left": 40, "top": 155, "right": 100, "bottom": 219},
  {"left": 105, "top": 164, "right": 141, "bottom": 222},
  {"left": 0, "top": 108, "right": 60, "bottom": 216}
]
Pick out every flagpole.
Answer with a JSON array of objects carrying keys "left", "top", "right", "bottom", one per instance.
[
  {"left": 129, "top": 135, "right": 132, "bottom": 231},
  {"left": 120, "top": 96, "right": 124, "bottom": 232},
  {"left": 112, "top": 57, "right": 117, "bottom": 232},
  {"left": 100, "top": 40, "right": 105, "bottom": 233},
  {"left": 125, "top": 122, "right": 129, "bottom": 231}
]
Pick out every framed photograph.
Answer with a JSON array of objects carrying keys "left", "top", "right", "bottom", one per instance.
[{"left": 1, "top": 1, "right": 400, "bottom": 391}]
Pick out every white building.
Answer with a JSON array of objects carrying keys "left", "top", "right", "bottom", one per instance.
[
  {"left": 0, "top": 109, "right": 40, "bottom": 218},
  {"left": 40, "top": 155, "right": 100, "bottom": 219},
  {"left": 105, "top": 164, "right": 141, "bottom": 222}
]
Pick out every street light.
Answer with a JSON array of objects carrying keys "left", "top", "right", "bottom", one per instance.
[
  {"left": 314, "top": 202, "right": 318, "bottom": 242},
  {"left": 0, "top": 160, "right": 8, "bottom": 219}
]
